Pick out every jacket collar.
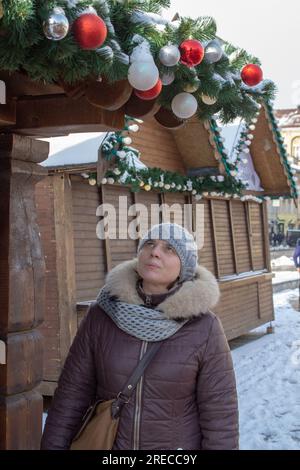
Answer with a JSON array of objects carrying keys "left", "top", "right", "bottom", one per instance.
[{"left": 104, "top": 259, "right": 220, "bottom": 320}]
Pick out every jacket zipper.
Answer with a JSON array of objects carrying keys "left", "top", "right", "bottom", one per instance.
[{"left": 133, "top": 340, "right": 148, "bottom": 450}]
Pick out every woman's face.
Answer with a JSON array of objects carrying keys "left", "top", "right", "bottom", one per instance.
[{"left": 137, "top": 239, "right": 181, "bottom": 290}]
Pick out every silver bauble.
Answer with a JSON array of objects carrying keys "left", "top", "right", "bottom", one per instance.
[
  {"left": 205, "top": 40, "right": 223, "bottom": 64},
  {"left": 161, "top": 71, "right": 175, "bottom": 86},
  {"left": 158, "top": 45, "right": 180, "bottom": 67},
  {"left": 43, "top": 7, "right": 69, "bottom": 41}
]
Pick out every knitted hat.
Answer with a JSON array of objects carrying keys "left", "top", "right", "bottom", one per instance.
[{"left": 137, "top": 223, "right": 198, "bottom": 282}]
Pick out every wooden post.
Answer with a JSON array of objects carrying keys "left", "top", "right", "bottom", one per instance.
[
  {"left": 245, "top": 201, "right": 254, "bottom": 271},
  {"left": 262, "top": 201, "right": 272, "bottom": 272},
  {"left": 99, "top": 185, "right": 112, "bottom": 272},
  {"left": 52, "top": 174, "right": 77, "bottom": 366},
  {"left": 228, "top": 200, "right": 238, "bottom": 275},
  {"left": 0, "top": 134, "right": 48, "bottom": 449},
  {"left": 209, "top": 199, "right": 221, "bottom": 279}
]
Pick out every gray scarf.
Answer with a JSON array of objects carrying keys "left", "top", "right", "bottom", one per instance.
[{"left": 96, "top": 287, "right": 189, "bottom": 342}]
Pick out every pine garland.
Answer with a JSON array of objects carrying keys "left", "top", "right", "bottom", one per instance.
[
  {"left": 0, "top": 0, "right": 276, "bottom": 123},
  {"left": 99, "top": 116, "right": 245, "bottom": 196}
]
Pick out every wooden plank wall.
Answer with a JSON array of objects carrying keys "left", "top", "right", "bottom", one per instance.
[
  {"left": 102, "top": 184, "right": 138, "bottom": 269},
  {"left": 231, "top": 201, "right": 252, "bottom": 273},
  {"left": 130, "top": 119, "right": 186, "bottom": 174},
  {"left": 71, "top": 175, "right": 106, "bottom": 302},
  {"left": 215, "top": 274, "right": 274, "bottom": 340},
  {"left": 35, "top": 177, "right": 61, "bottom": 383},
  {"left": 248, "top": 202, "right": 265, "bottom": 271}
]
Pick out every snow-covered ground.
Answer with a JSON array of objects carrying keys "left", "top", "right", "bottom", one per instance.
[
  {"left": 232, "top": 288, "right": 300, "bottom": 449},
  {"left": 272, "top": 271, "right": 299, "bottom": 284}
]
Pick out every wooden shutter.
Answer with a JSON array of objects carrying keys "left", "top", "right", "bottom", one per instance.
[
  {"left": 71, "top": 176, "right": 106, "bottom": 302},
  {"left": 248, "top": 202, "right": 265, "bottom": 270},
  {"left": 211, "top": 199, "right": 235, "bottom": 277},
  {"left": 231, "top": 200, "right": 252, "bottom": 273},
  {"left": 198, "top": 199, "right": 217, "bottom": 277}
]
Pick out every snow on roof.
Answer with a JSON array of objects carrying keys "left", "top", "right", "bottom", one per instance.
[
  {"left": 218, "top": 119, "right": 244, "bottom": 162},
  {"left": 275, "top": 108, "right": 300, "bottom": 128},
  {"left": 39, "top": 132, "right": 107, "bottom": 168}
]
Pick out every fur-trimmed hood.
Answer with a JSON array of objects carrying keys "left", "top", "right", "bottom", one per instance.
[{"left": 104, "top": 259, "right": 220, "bottom": 320}]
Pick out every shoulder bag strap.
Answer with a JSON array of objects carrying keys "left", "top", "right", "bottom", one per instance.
[{"left": 112, "top": 341, "right": 162, "bottom": 417}]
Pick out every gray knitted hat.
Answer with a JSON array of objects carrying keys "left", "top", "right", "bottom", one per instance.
[{"left": 137, "top": 223, "right": 198, "bottom": 282}]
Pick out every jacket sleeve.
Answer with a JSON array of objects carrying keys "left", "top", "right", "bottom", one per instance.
[
  {"left": 196, "top": 315, "right": 239, "bottom": 450},
  {"left": 293, "top": 247, "right": 300, "bottom": 268},
  {"left": 41, "top": 306, "right": 98, "bottom": 450}
]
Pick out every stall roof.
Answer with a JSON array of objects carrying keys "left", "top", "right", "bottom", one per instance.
[
  {"left": 40, "top": 132, "right": 106, "bottom": 168},
  {"left": 246, "top": 102, "right": 297, "bottom": 198},
  {"left": 171, "top": 117, "right": 233, "bottom": 176}
]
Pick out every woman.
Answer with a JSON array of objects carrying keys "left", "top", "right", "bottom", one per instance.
[{"left": 41, "top": 223, "right": 239, "bottom": 450}]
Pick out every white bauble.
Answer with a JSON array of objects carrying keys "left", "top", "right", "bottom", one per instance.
[
  {"left": 88, "top": 177, "right": 97, "bottom": 186},
  {"left": 128, "top": 124, "right": 139, "bottom": 132},
  {"left": 158, "top": 45, "right": 180, "bottom": 67},
  {"left": 171, "top": 92, "right": 198, "bottom": 119},
  {"left": 128, "top": 61, "right": 159, "bottom": 91}
]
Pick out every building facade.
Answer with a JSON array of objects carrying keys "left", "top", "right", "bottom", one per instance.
[{"left": 268, "top": 107, "right": 300, "bottom": 244}]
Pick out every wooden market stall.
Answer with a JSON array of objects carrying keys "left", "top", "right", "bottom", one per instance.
[{"left": 34, "top": 101, "right": 296, "bottom": 397}]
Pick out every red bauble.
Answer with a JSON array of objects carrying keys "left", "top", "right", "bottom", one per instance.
[
  {"left": 179, "top": 39, "right": 204, "bottom": 67},
  {"left": 134, "top": 79, "right": 162, "bottom": 101},
  {"left": 72, "top": 13, "right": 107, "bottom": 50},
  {"left": 241, "top": 64, "right": 263, "bottom": 86}
]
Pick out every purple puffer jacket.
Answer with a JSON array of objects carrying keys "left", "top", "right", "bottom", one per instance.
[{"left": 41, "top": 260, "right": 239, "bottom": 450}]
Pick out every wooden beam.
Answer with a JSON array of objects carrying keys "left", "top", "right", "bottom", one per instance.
[
  {"left": 262, "top": 201, "right": 272, "bottom": 272},
  {"left": 187, "top": 167, "right": 220, "bottom": 177},
  {"left": 13, "top": 95, "right": 125, "bottom": 137},
  {"left": 209, "top": 199, "right": 220, "bottom": 279},
  {"left": 219, "top": 272, "right": 273, "bottom": 289},
  {"left": 0, "top": 100, "right": 16, "bottom": 127},
  {"left": 245, "top": 201, "right": 254, "bottom": 271},
  {"left": 0, "top": 70, "right": 63, "bottom": 97},
  {"left": 0, "top": 134, "right": 48, "bottom": 449},
  {"left": 228, "top": 200, "right": 238, "bottom": 274},
  {"left": 53, "top": 174, "right": 77, "bottom": 365},
  {"left": 99, "top": 185, "right": 112, "bottom": 272}
]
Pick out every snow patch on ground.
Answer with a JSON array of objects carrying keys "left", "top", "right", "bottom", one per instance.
[
  {"left": 272, "top": 271, "right": 299, "bottom": 284},
  {"left": 232, "top": 289, "right": 300, "bottom": 449},
  {"left": 271, "top": 256, "right": 294, "bottom": 268}
]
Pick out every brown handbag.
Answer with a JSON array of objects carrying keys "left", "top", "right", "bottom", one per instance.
[{"left": 70, "top": 342, "right": 161, "bottom": 450}]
